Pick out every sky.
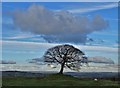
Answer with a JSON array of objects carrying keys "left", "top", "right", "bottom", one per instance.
[{"left": 1, "top": 2, "right": 118, "bottom": 65}]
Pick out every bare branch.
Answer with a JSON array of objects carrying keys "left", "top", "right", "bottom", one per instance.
[{"left": 43, "top": 44, "right": 86, "bottom": 73}]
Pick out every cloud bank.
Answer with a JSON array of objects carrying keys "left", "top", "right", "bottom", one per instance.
[
  {"left": 88, "top": 56, "right": 114, "bottom": 64},
  {"left": 28, "top": 58, "right": 45, "bottom": 65},
  {"left": 0, "top": 60, "right": 16, "bottom": 64},
  {"left": 13, "top": 4, "right": 108, "bottom": 43},
  {"left": 28, "top": 56, "right": 114, "bottom": 65}
]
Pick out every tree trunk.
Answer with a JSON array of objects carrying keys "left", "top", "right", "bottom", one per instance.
[{"left": 59, "top": 62, "right": 65, "bottom": 74}]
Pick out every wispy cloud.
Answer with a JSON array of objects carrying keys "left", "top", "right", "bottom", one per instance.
[
  {"left": 4, "top": 34, "right": 34, "bottom": 40},
  {"left": 68, "top": 3, "right": 118, "bottom": 14},
  {"left": 2, "top": 40, "right": 118, "bottom": 53},
  {"left": 74, "top": 45, "right": 118, "bottom": 53}
]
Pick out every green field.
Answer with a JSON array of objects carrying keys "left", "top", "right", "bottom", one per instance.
[{"left": 2, "top": 74, "right": 119, "bottom": 86}]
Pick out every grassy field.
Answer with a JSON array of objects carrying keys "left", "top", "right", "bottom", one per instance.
[{"left": 2, "top": 74, "right": 119, "bottom": 86}]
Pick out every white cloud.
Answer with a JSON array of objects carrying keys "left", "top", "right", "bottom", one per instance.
[
  {"left": 3, "top": 50, "right": 37, "bottom": 54},
  {"left": 68, "top": 3, "right": 118, "bottom": 13},
  {"left": 88, "top": 56, "right": 114, "bottom": 64},
  {"left": 13, "top": 4, "right": 108, "bottom": 43},
  {"left": 76, "top": 45, "right": 118, "bottom": 53},
  {"left": 4, "top": 34, "right": 34, "bottom": 40},
  {"left": 2, "top": 40, "right": 118, "bottom": 53},
  {"left": 113, "top": 44, "right": 120, "bottom": 47},
  {"left": 0, "top": 60, "right": 16, "bottom": 64},
  {"left": 2, "top": 40, "right": 118, "bottom": 65}
]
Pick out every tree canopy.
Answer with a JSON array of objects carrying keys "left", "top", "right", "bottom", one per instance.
[{"left": 43, "top": 44, "right": 87, "bottom": 74}]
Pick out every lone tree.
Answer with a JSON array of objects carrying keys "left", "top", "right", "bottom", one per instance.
[{"left": 43, "top": 44, "right": 87, "bottom": 74}]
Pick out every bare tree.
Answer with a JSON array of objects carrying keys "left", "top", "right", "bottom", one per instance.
[{"left": 43, "top": 44, "right": 86, "bottom": 74}]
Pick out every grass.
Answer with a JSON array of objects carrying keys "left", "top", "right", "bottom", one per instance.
[{"left": 2, "top": 74, "right": 119, "bottom": 86}]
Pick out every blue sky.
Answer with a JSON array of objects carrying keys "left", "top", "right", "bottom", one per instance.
[{"left": 2, "top": 2, "right": 118, "bottom": 64}]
